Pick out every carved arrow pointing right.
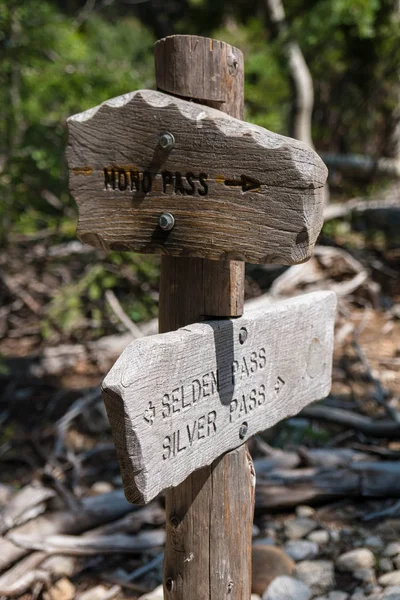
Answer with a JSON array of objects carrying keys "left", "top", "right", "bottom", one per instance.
[{"left": 224, "top": 174, "right": 260, "bottom": 192}]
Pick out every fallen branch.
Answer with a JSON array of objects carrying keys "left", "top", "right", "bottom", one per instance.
[
  {"left": 253, "top": 446, "right": 372, "bottom": 477},
  {"left": 352, "top": 339, "right": 400, "bottom": 423},
  {"left": 363, "top": 499, "right": 400, "bottom": 521},
  {"left": 322, "top": 153, "right": 400, "bottom": 179},
  {"left": 55, "top": 388, "right": 101, "bottom": 454},
  {"left": 0, "top": 552, "right": 49, "bottom": 597},
  {"left": 77, "top": 584, "right": 122, "bottom": 600},
  {"left": 324, "top": 195, "right": 400, "bottom": 221},
  {"left": 0, "top": 484, "right": 55, "bottom": 535},
  {"left": 269, "top": 245, "right": 368, "bottom": 298},
  {"left": 3, "top": 325, "right": 157, "bottom": 379},
  {"left": 256, "top": 461, "right": 400, "bottom": 509},
  {"left": 301, "top": 403, "right": 400, "bottom": 438},
  {"left": 105, "top": 290, "right": 144, "bottom": 338},
  {"left": 8, "top": 530, "right": 165, "bottom": 555},
  {"left": 0, "top": 489, "right": 135, "bottom": 571},
  {"left": 91, "top": 503, "right": 165, "bottom": 536}
]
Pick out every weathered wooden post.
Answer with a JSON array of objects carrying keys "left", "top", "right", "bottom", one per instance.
[
  {"left": 66, "top": 34, "right": 335, "bottom": 600},
  {"left": 156, "top": 37, "right": 253, "bottom": 600}
]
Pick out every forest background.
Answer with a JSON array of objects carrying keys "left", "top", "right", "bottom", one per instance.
[{"left": 2, "top": 0, "right": 399, "bottom": 344}]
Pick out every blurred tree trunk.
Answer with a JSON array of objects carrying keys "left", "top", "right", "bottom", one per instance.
[
  {"left": 1, "top": 1, "right": 24, "bottom": 247},
  {"left": 385, "top": 0, "right": 400, "bottom": 162},
  {"left": 264, "top": 0, "right": 330, "bottom": 204},
  {"left": 323, "top": 0, "right": 400, "bottom": 182},
  {"left": 264, "top": 0, "right": 314, "bottom": 147}
]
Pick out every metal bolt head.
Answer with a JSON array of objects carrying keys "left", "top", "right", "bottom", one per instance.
[
  {"left": 159, "top": 212, "right": 175, "bottom": 231},
  {"left": 239, "top": 421, "right": 248, "bottom": 440},
  {"left": 170, "top": 515, "right": 180, "bottom": 528},
  {"left": 239, "top": 327, "right": 248, "bottom": 345},
  {"left": 158, "top": 131, "right": 175, "bottom": 150}
]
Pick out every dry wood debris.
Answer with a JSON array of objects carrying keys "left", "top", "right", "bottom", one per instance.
[{"left": 0, "top": 198, "right": 399, "bottom": 598}]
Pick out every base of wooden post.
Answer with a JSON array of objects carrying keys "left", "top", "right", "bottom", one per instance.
[{"left": 164, "top": 445, "right": 255, "bottom": 599}]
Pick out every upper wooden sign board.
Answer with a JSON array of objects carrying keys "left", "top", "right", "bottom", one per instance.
[
  {"left": 102, "top": 291, "right": 336, "bottom": 504},
  {"left": 67, "top": 90, "right": 328, "bottom": 265}
]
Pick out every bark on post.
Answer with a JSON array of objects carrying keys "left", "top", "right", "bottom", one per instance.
[{"left": 156, "top": 35, "right": 255, "bottom": 600}]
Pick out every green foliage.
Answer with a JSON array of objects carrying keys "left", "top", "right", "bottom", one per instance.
[
  {"left": 287, "top": 0, "right": 400, "bottom": 153},
  {"left": 0, "top": 0, "right": 155, "bottom": 239},
  {"left": 213, "top": 19, "right": 290, "bottom": 132},
  {"left": 1, "top": 0, "right": 399, "bottom": 339},
  {"left": 44, "top": 253, "right": 159, "bottom": 340},
  {"left": 0, "top": 355, "right": 10, "bottom": 376}
]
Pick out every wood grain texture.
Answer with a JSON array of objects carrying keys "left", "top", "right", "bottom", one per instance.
[
  {"left": 163, "top": 445, "right": 255, "bottom": 600},
  {"left": 154, "top": 35, "right": 245, "bottom": 118},
  {"left": 158, "top": 256, "right": 245, "bottom": 325},
  {"left": 66, "top": 89, "right": 327, "bottom": 265},
  {"left": 157, "top": 36, "right": 252, "bottom": 600},
  {"left": 102, "top": 291, "right": 336, "bottom": 504}
]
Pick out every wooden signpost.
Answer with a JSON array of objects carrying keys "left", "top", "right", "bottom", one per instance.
[{"left": 67, "top": 35, "right": 334, "bottom": 600}]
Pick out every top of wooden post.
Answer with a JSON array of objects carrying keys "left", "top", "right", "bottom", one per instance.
[{"left": 154, "top": 35, "right": 244, "bottom": 119}]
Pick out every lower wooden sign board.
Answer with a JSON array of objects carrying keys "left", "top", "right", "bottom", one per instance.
[
  {"left": 102, "top": 291, "right": 336, "bottom": 504},
  {"left": 67, "top": 89, "right": 328, "bottom": 265}
]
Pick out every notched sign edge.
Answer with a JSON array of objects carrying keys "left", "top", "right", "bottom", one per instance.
[
  {"left": 66, "top": 89, "right": 328, "bottom": 188},
  {"left": 66, "top": 90, "right": 328, "bottom": 265},
  {"left": 102, "top": 291, "right": 337, "bottom": 505}
]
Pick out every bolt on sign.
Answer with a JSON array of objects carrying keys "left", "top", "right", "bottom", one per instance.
[
  {"left": 66, "top": 73, "right": 334, "bottom": 508},
  {"left": 66, "top": 89, "right": 328, "bottom": 265},
  {"left": 103, "top": 291, "right": 336, "bottom": 504}
]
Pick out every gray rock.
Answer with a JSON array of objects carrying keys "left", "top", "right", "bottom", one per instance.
[
  {"left": 285, "top": 518, "right": 317, "bottom": 540},
  {"left": 383, "top": 586, "right": 400, "bottom": 599},
  {"left": 379, "top": 572, "right": 400, "bottom": 587},
  {"left": 262, "top": 576, "right": 312, "bottom": 600},
  {"left": 350, "top": 589, "right": 366, "bottom": 600},
  {"left": 393, "top": 556, "right": 400, "bottom": 571},
  {"left": 253, "top": 524, "right": 261, "bottom": 537},
  {"left": 255, "top": 537, "right": 276, "bottom": 546},
  {"left": 337, "top": 549, "right": 375, "bottom": 572},
  {"left": 366, "top": 585, "right": 382, "bottom": 594},
  {"left": 341, "top": 527, "right": 354, "bottom": 537},
  {"left": 384, "top": 544, "right": 400, "bottom": 558},
  {"left": 365, "top": 537, "right": 384, "bottom": 550},
  {"left": 385, "top": 586, "right": 400, "bottom": 594},
  {"left": 308, "top": 530, "right": 330, "bottom": 545},
  {"left": 331, "top": 530, "right": 341, "bottom": 542},
  {"left": 79, "top": 585, "right": 113, "bottom": 600},
  {"left": 90, "top": 481, "right": 114, "bottom": 495},
  {"left": 296, "top": 506, "right": 316, "bottom": 518},
  {"left": 0, "top": 484, "right": 13, "bottom": 508},
  {"left": 251, "top": 596, "right": 262, "bottom": 600},
  {"left": 284, "top": 540, "right": 319, "bottom": 562},
  {"left": 353, "top": 569, "right": 376, "bottom": 583},
  {"left": 264, "top": 528, "right": 277, "bottom": 541},
  {"left": 380, "top": 559, "right": 394, "bottom": 573},
  {"left": 329, "top": 592, "right": 349, "bottom": 600},
  {"left": 295, "top": 560, "right": 335, "bottom": 594}
]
